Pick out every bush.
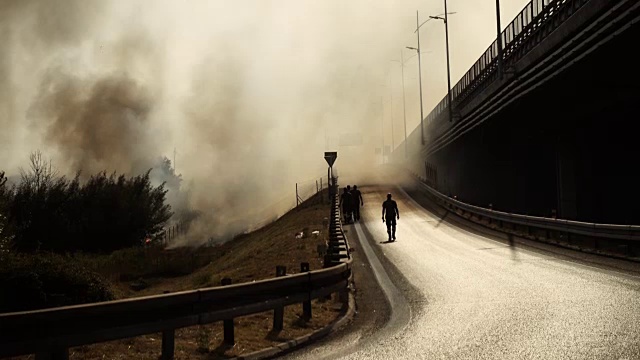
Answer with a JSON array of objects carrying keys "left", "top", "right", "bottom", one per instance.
[
  {"left": 0, "top": 252, "right": 115, "bottom": 312},
  {"left": 1, "top": 151, "right": 172, "bottom": 254}
]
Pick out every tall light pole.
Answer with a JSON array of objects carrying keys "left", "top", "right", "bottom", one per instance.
[
  {"left": 406, "top": 44, "right": 424, "bottom": 145},
  {"left": 410, "top": 10, "right": 457, "bottom": 143},
  {"left": 400, "top": 50, "right": 408, "bottom": 159},
  {"left": 380, "top": 95, "right": 384, "bottom": 164},
  {"left": 408, "top": 11, "right": 425, "bottom": 145},
  {"left": 392, "top": 50, "right": 427, "bottom": 158},
  {"left": 430, "top": 2, "right": 454, "bottom": 122},
  {"left": 391, "top": 51, "right": 409, "bottom": 159},
  {"left": 372, "top": 95, "right": 385, "bottom": 165},
  {"left": 495, "top": 0, "right": 504, "bottom": 79},
  {"left": 388, "top": 72, "right": 395, "bottom": 153}
]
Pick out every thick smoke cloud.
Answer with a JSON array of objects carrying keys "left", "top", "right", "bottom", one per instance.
[
  {"left": 0, "top": 0, "right": 530, "bottom": 246},
  {"left": 30, "top": 72, "right": 155, "bottom": 175}
]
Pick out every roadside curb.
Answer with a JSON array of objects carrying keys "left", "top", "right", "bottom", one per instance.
[{"left": 230, "top": 289, "right": 356, "bottom": 360}]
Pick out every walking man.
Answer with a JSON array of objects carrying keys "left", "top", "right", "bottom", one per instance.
[
  {"left": 352, "top": 185, "right": 363, "bottom": 221},
  {"left": 382, "top": 193, "right": 399, "bottom": 241},
  {"left": 339, "top": 186, "right": 353, "bottom": 223}
]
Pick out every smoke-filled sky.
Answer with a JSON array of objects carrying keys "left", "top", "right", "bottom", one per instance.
[{"left": 0, "top": 0, "right": 529, "bottom": 243}]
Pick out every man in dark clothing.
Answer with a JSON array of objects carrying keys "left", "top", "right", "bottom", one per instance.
[
  {"left": 352, "top": 185, "right": 363, "bottom": 221},
  {"left": 382, "top": 193, "right": 399, "bottom": 241},
  {"left": 339, "top": 187, "right": 353, "bottom": 223}
]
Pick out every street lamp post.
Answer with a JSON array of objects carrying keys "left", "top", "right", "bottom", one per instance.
[
  {"left": 400, "top": 50, "right": 408, "bottom": 159},
  {"left": 495, "top": 0, "right": 504, "bottom": 79},
  {"left": 408, "top": 11, "right": 425, "bottom": 145},
  {"left": 410, "top": 9, "right": 457, "bottom": 143},
  {"left": 392, "top": 50, "right": 419, "bottom": 159},
  {"left": 392, "top": 51, "right": 409, "bottom": 159},
  {"left": 388, "top": 72, "right": 395, "bottom": 153},
  {"left": 380, "top": 96, "right": 384, "bottom": 164},
  {"left": 430, "top": 2, "right": 454, "bottom": 122},
  {"left": 406, "top": 43, "right": 424, "bottom": 146},
  {"left": 372, "top": 95, "right": 385, "bottom": 165}
]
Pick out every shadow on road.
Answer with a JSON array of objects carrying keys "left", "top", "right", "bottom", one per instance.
[{"left": 434, "top": 211, "right": 449, "bottom": 228}]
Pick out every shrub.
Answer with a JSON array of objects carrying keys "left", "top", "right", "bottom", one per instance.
[
  {"left": 0, "top": 252, "right": 115, "bottom": 312},
  {"left": 2, "top": 152, "right": 172, "bottom": 254}
]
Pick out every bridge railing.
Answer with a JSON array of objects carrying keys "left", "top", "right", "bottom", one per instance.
[
  {"left": 426, "top": 0, "right": 591, "bottom": 126},
  {"left": 407, "top": 170, "right": 640, "bottom": 246},
  {"left": 0, "top": 180, "right": 352, "bottom": 360}
]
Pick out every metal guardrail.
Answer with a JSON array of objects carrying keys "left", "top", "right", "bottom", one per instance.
[
  {"left": 407, "top": 170, "right": 640, "bottom": 243},
  {"left": 0, "top": 181, "right": 352, "bottom": 360},
  {"left": 425, "top": 0, "right": 592, "bottom": 126}
]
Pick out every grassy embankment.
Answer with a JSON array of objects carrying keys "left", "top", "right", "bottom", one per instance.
[{"left": 7, "top": 189, "right": 346, "bottom": 359}]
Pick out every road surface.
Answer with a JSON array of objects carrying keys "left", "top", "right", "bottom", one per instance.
[{"left": 283, "top": 183, "right": 640, "bottom": 359}]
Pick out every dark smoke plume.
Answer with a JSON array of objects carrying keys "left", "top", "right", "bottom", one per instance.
[{"left": 29, "top": 71, "right": 155, "bottom": 175}]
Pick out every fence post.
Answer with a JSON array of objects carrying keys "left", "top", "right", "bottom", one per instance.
[
  {"left": 221, "top": 278, "right": 235, "bottom": 344},
  {"left": 301, "top": 262, "right": 312, "bottom": 320},
  {"left": 273, "top": 266, "right": 286, "bottom": 330},
  {"left": 161, "top": 329, "right": 175, "bottom": 360}
]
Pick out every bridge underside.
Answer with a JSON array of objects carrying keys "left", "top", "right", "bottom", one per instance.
[{"left": 426, "top": 21, "right": 640, "bottom": 224}]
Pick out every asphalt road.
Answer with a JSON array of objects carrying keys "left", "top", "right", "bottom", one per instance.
[{"left": 282, "top": 183, "right": 640, "bottom": 359}]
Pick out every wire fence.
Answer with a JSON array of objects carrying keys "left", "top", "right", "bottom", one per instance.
[
  {"left": 296, "top": 175, "right": 330, "bottom": 207},
  {"left": 246, "top": 174, "right": 329, "bottom": 231},
  {"left": 160, "top": 175, "right": 331, "bottom": 244}
]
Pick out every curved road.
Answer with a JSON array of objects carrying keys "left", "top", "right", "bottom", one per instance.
[{"left": 285, "top": 183, "right": 640, "bottom": 359}]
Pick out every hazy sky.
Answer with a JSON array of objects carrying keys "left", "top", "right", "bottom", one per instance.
[{"left": 0, "top": 0, "right": 530, "bottom": 243}]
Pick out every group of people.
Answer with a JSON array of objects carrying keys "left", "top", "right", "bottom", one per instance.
[
  {"left": 338, "top": 185, "right": 400, "bottom": 242},
  {"left": 339, "top": 185, "right": 363, "bottom": 224}
]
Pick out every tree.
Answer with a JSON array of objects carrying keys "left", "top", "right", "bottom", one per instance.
[
  {"left": 0, "top": 171, "right": 11, "bottom": 247},
  {"left": 19, "top": 150, "right": 58, "bottom": 192}
]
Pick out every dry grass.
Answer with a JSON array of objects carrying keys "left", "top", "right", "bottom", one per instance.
[
  {"left": 120, "top": 190, "right": 331, "bottom": 297},
  {"left": 8, "top": 190, "right": 346, "bottom": 360}
]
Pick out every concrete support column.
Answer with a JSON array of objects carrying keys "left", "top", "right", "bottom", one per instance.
[{"left": 556, "top": 137, "right": 578, "bottom": 220}]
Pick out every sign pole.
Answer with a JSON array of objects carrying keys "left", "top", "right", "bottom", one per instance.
[
  {"left": 324, "top": 152, "right": 337, "bottom": 202},
  {"left": 327, "top": 166, "right": 331, "bottom": 202}
]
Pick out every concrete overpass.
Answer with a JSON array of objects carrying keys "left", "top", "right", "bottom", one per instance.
[{"left": 394, "top": 0, "right": 640, "bottom": 224}]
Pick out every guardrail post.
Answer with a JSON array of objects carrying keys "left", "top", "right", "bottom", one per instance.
[
  {"left": 161, "top": 329, "right": 175, "bottom": 360},
  {"left": 323, "top": 254, "right": 332, "bottom": 268},
  {"left": 221, "top": 278, "right": 235, "bottom": 345},
  {"left": 301, "top": 262, "right": 312, "bottom": 320},
  {"left": 36, "top": 348, "right": 69, "bottom": 360},
  {"left": 273, "top": 266, "right": 286, "bottom": 331}
]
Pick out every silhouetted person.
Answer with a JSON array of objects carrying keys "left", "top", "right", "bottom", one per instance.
[
  {"left": 382, "top": 193, "right": 399, "bottom": 241},
  {"left": 346, "top": 185, "right": 354, "bottom": 221},
  {"left": 339, "top": 187, "right": 353, "bottom": 223},
  {"left": 352, "top": 185, "right": 363, "bottom": 221}
]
